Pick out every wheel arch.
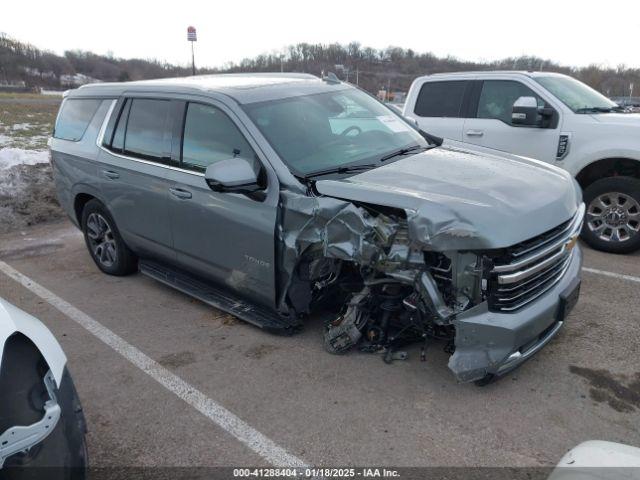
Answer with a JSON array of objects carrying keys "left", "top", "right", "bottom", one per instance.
[
  {"left": 0, "top": 299, "right": 67, "bottom": 387},
  {"left": 71, "top": 184, "right": 105, "bottom": 227},
  {"left": 575, "top": 157, "right": 640, "bottom": 190}
]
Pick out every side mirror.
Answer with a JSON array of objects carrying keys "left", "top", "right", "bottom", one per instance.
[
  {"left": 512, "top": 96, "right": 543, "bottom": 127},
  {"left": 204, "top": 158, "right": 262, "bottom": 194}
]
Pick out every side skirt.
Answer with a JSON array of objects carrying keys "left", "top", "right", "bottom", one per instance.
[{"left": 139, "top": 260, "right": 302, "bottom": 335}]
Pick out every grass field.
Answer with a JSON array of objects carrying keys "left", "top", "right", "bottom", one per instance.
[
  {"left": 0, "top": 94, "right": 60, "bottom": 150},
  {"left": 0, "top": 94, "right": 64, "bottom": 233}
]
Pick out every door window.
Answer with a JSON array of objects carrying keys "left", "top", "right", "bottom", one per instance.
[
  {"left": 476, "top": 80, "right": 544, "bottom": 125},
  {"left": 122, "top": 99, "right": 171, "bottom": 161},
  {"left": 181, "top": 103, "right": 258, "bottom": 172},
  {"left": 413, "top": 81, "right": 468, "bottom": 117}
]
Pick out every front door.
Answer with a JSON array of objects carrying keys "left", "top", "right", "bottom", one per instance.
[
  {"left": 164, "top": 100, "right": 278, "bottom": 308},
  {"left": 462, "top": 80, "right": 561, "bottom": 162}
]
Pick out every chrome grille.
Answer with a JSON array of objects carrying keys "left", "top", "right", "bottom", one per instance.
[{"left": 488, "top": 204, "right": 585, "bottom": 312}]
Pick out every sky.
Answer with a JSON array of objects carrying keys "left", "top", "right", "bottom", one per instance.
[{"left": 3, "top": 0, "right": 640, "bottom": 69}]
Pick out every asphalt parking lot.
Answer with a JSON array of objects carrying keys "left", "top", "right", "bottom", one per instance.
[{"left": 0, "top": 219, "right": 638, "bottom": 468}]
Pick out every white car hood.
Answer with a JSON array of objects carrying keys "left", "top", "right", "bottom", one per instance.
[
  {"left": 548, "top": 441, "right": 640, "bottom": 479},
  {"left": 590, "top": 112, "right": 640, "bottom": 125},
  {"left": 0, "top": 298, "right": 66, "bottom": 385}
]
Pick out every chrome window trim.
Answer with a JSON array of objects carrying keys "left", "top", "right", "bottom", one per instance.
[{"left": 95, "top": 99, "right": 205, "bottom": 178}]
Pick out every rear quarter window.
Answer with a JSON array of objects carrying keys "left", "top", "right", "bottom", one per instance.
[
  {"left": 414, "top": 81, "right": 467, "bottom": 117},
  {"left": 54, "top": 98, "right": 102, "bottom": 141}
]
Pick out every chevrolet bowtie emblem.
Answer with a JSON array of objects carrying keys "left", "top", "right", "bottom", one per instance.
[{"left": 565, "top": 235, "right": 579, "bottom": 252}]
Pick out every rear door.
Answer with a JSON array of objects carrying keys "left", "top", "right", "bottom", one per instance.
[
  {"left": 163, "top": 99, "right": 278, "bottom": 309},
  {"left": 96, "top": 96, "right": 175, "bottom": 262},
  {"left": 406, "top": 80, "right": 471, "bottom": 142},
  {"left": 462, "top": 79, "right": 561, "bottom": 162}
]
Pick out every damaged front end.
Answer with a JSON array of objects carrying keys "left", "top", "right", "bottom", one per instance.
[{"left": 276, "top": 187, "right": 584, "bottom": 384}]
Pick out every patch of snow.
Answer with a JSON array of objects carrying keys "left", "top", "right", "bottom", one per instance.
[
  {"left": 0, "top": 148, "right": 49, "bottom": 169},
  {"left": 41, "top": 90, "right": 65, "bottom": 96},
  {"left": 0, "top": 134, "right": 11, "bottom": 146},
  {"left": 11, "top": 123, "right": 32, "bottom": 131}
]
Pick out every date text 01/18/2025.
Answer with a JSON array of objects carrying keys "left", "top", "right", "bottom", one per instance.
[{"left": 233, "top": 468, "right": 400, "bottom": 477}]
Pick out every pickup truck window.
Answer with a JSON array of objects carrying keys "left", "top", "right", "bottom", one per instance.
[
  {"left": 477, "top": 80, "right": 544, "bottom": 125},
  {"left": 181, "top": 103, "right": 258, "bottom": 173},
  {"left": 414, "top": 81, "right": 467, "bottom": 117},
  {"left": 535, "top": 75, "right": 618, "bottom": 113},
  {"left": 243, "top": 89, "right": 426, "bottom": 177}
]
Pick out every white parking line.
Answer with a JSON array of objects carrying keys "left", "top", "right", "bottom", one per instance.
[
  {"left": 0, "top": 260, "right": 308, "bottom": 469},
  {"left": 582, "top": 267, "right": 640, "bottom": 284}
]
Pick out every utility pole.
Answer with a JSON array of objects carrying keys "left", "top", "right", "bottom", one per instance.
[{"left": 187, "top": 26, "right": 197, "bottom": 76}]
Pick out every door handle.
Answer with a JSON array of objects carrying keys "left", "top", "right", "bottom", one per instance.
[
  {"left": 101, "top": 170, "right": 120, "bottom": 180},
  {"left": 465, "top": 130, "right": 484, "bottom": 137},
  {"left": 169, "top": 187, "right": 193, "bottom": 200}
]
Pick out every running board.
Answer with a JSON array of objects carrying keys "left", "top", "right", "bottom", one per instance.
[{"left": 139, "top": 260, "right": 302, "bottom": 335}]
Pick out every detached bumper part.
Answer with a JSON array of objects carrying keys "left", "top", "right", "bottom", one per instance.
[
  {"left": 0, "top": 370, "right": 61, "bottom": 468},
  {"left": 449, "top": 245, "right": 582, "bottom": 383}
]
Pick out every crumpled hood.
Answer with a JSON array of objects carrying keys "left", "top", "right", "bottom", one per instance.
[{"left": 315, "top": 146, "right": 581, "bottom": 250}]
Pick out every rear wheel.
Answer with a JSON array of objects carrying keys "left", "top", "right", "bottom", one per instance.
[
  {"left": 81, "top": 199, "right": 137, "bottom": 275},
  {"left": 581, "top": 177, "right": 640, "bottom": 254}
]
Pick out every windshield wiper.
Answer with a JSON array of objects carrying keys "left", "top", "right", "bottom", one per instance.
[
  {"left": 303, "top": 163, "right": 378, "bottom": 179},
  {"left": 379, "top": 145, "right": 429, "bottom": 162},
  {"left": 576, "top": 106, "right": 625, "bottom": 114}
]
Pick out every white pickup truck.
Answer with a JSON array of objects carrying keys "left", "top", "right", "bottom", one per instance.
[{"left": 403, "top": 71, "right": 640, "bottom": 253}]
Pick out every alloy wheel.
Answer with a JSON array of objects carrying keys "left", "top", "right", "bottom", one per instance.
[
  {"left": 586, "top": 192, "right": 640, "bottom": 243},
  {"left": 86, "top": 213, "right": 117, "bottom": 267}
]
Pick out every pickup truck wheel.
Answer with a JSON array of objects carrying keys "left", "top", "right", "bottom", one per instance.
[
  {"left": 582, "top": 177, "right": 640, "bottom": 254},
  {"left": 81, "top": 200, "right": 137, "bottom": 275}
]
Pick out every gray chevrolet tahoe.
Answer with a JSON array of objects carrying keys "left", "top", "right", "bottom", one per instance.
[{"left": 50, "top": 73, "right": 584, "bottom": 384}]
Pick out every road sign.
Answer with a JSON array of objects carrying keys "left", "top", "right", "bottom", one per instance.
[
  {"left": 187, "top": 26, "right": 197, "bottom": 42},
  {"left": 187, "top": 26, "right": 197, "bottom": 75}
]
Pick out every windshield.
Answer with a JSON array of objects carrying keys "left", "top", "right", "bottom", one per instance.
[
  {"left": 535, "top": 75, "right": 619, "bottom": 113},
  {"left": 242, "top": 88, "right": 427, "bottom": 177}
]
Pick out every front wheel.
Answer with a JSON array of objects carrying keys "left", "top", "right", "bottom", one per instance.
[{"left": 581, "top": 177, "right": 640, "bottom": 254}]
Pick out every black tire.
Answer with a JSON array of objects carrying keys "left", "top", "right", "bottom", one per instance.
[
  {"left": 581, "top": 177, "right": 640, "bottom": 254},
  {"left": 81, "top": 199, "right": 137, "bottom": 275},
  {"left": 0, "top": 336, "right": 87, "bottom": 480},
  {"left": 1, "top": 370, "right": 88, "bottom": 480}
]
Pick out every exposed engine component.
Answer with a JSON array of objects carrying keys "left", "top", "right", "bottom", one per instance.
[
  {"left": 324, "top": 287, "right": 369, "bottom": 354},
  {"left": 323, "top": 279, "right": 456, "bottom": 360}
]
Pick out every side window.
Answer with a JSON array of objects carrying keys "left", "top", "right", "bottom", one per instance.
[
  {"left": 54, "top": 98, "right": 102, "bottom": 141},
  {"left": 181, "top": 103, "right": 258, "bottom": 172},
  {"left": 110, "top": 99, "right": 130, "bottom": 152},
  {"left": 476, "top": 80, "right": 545, "bottom": 125},
  {"left": 414, "top": 81, "right": 467, "bottom": 117},
  {"left": 123, "top": 99, "right": 170, "bottom": 161}
]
